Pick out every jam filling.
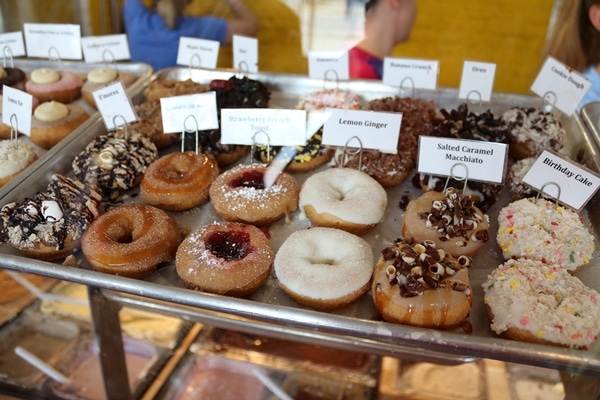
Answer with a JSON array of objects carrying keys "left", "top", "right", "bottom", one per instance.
[
  {"left": 229, "top": 170, "right": 265, "bottom": 190},
  {"left": 206, "top": 230, "right": 252, "bottom": 261}
]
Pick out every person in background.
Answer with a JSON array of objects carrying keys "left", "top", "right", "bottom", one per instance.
[
  {"left": 123, "top": 0, "right": 259, "bottom": 71},
  {"left": 543, "top": 0, "right": 600, "bottom": 108},
  {"left": 348, "top": 0, "right": 417, "bottom": 80}
]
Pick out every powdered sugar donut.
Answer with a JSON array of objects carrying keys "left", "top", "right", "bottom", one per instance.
[
  {"left": 502, "top": 107, "right": 565, "bottom": 159},
  {"left": 496, "top": 197, "right": 595, "bottom": 272},
  {"left": 483, "top": 258, "right": 600, "bottom": 349},
  {"left": 25, "top": 68, "right": 83, "bottom": 104}
]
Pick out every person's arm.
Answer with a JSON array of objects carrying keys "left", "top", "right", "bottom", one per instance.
[{"left": 223, "top": 0, "right": 259, "bottom": 43}]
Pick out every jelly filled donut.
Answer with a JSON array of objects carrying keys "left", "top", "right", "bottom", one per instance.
[
  {"left": 25, "top": 68, "right": 83, "bottom": 104},
  {"left": 0, "top": 139, "right": 38, "bottom": 188},
  {"left": 81, "top": 203, "right": 180, "bottom": 278},
  {"left": 274, "top": 227, "right": 374, "bottom": 311},
  {"left": 30, "top": 101, "right": 89, "bottom": 149},
  {"left": 176, "top": 221, "right": 273, "bottom": 297}
]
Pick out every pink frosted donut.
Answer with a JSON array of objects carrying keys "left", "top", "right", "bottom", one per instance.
[{"left": 25, "top": 68, "right": 83, "bottom": 103}]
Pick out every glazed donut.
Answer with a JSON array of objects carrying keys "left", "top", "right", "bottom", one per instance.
[
  {"left": 25, "top": 68, "right": 83, "bottom": 104},
  {"left": 143, "top": 78, "right": 209, "bottom": 102},
  {"left": 30, "top": 101, "right": 89, "bottom": 149},
  {"left": 140, "top": 151, "right": 219, "bottom": 211},
  {"left": 496, "top": 197, "right": 595, "bottom": 273},
  {"left": 82, "top": 67, "right": 137, "bottom": 107},
  {"left": 502, "top": 107, "right": 565, "bottom": 159},
  {"left": 0, "top": 139, "right": 38, "bottom": 187},
  {"left": 402, "top": 188, "right": 490, "bottom": 258},
  {"left": 0, "top": 67, "right": 27, "bottom": 91},
  {"left": 209, "top": 163, "right": 300, "bottom": 226},
  {"left": 299, "top": 167, "right": 387, "bottom": 235},
  {"left": 372, "top": 238, "right": 472, "bottom": 329},
  {"left": 176, "top": 221, "right": 273, "bottom": 297},
  {"left": 274, "top": 227, "right": 374, "bottom": 311},
  {"left": 482, "top": 258, "right": 600, "bottom": 349},
  {"left": 0, "top": 174, "right": 102, "bottom": 261},
  {"left": 72, "top": 131, "right": 158, "bottom": 200},
  {"left": 128, "top": 100, "right": 177, "bottom": 149},
  {"left": 81, "top": 203, "right": 180, "bottom": 278}
]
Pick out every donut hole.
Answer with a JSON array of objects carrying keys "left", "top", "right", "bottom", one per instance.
[
  {"left": 229, "top": 170, "right": 265, "bottom": 190},
  {"left": 206, "top": 231, "right": 253, "bottom": 261}
]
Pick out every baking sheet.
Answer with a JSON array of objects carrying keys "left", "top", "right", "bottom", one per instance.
[{"left": 0, "top": 68, "right": 599, "bottom": 375}]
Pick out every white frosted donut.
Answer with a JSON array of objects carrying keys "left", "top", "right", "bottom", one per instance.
[
  {"left": 0, "top": 140, "right": 38, "bottom": 186},
  {"left": 274, "top": 227, "right": 374, "bottom": 310},
  {"left": 496, "top": 197, "right": 595, "bottom": 273},
  {"left": 483, "top": 258, "right": 600, "bottom": 349},
  {"left": 299, "top": 167, "right": 387, "bottom": 235}
]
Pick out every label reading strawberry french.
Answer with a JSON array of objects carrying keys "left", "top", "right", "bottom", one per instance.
[
  {"left": 2, "top": 86, "right": 33, "bottom": 136},
  {"left": 220, "top": 108, "right": 306, "bottom": 146}
]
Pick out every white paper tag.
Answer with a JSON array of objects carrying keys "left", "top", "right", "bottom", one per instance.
[
  {"left": 93, "top": 81, "right": 137, "bottom": 130},
  {"left": 160, "top": 92, "right": 219, "bottom": 134},
  {"left": 308, "top": 51, "right": 349, "bottom": 81},
  {"left": 2, "top": 86, "right": 33, "bottom": 136},
  {"left": 417, "top": 136, "right": 508, "bottom": 184},
  {"left": 382, "top": 57, "right": 439, "bottom": 90},
  {"left": 531, "top": 56, "right": 591, "bottom": 116},
  {"left": 81, "top": 34, "right": 130, "bottom": 63},
  {"left": 0, "top": 32, "right": 26, "bottom": 58},
  {"left": 233, "top": 35, "right": 258, "bottom": 73},
  {"left": 176, "top": 37, "right": 220, "bottom": 69},
  {"left": 322, "top": 108, "right": 401, "bottom": 152},
  {"left": 23, "top": 23, "right": 82, "bottom": 60},
  {"left": 458, "top": 60, "right": 496, "bottom": 102},
  {"left": 221, "top": 109, "right": 307, "bottom": 145},
  {"left": 523, "top": 150, "right": 600, "bottom": 211}
]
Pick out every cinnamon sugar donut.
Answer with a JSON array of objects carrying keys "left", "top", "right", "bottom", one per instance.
[
  {"left": 0, "top": 139, "right": 38, "bottom": 187},
  {"left": 274, "top": 227, "right": 373, "bottom": 311},
  {"left": 140, "top": 151, "right": 219, "bottom": 211},
  {"left": 30, "top": 101, "right": 89, "bottom": 149},
  {"left": 0, "top": 174, "right": 102, "bottom": 261},
  {"left": 25, "top": 68, "right": 83, "bottom": 104},
  {"left": 483, "top": 258, "right": 600, "bottom": 349},
  {"left": 82, "top": 67, "right": 136, "bottom": 107},
  {"left": 502, "top": 107, "right": 565, "bottom": 159},
  {"left": 128, "top": 99, "right": 177, "bottom": 149},
  {"left": 176, "top": 221, "right": 273, "bottom": 297},
  {"left": 209, "top": 163, "right": 299, "bottom": 225},
  {"left": 402, "top": 188, "right": 490, "bottom": 258},
  {"left": 81, "top": 203, "right": 180, "bottom": 278},
  {"left": 373, "top": 238, "right": 472, "bottom": 329},
  {"left": 143, "top": 78, "right": 209, "bottom": 101}
]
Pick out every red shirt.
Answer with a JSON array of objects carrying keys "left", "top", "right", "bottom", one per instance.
[{"left": 349, "top": 46, "right": 383, "bottom": 80}]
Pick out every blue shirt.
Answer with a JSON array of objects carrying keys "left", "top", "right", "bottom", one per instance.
[
  {"left": 580, "top": 65, "right": 600, "bottom": 109},
  {"left": 123, "top": 0, "right": 228, "bottom": 71}
]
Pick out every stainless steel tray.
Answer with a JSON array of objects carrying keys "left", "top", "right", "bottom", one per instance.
[{"left": 1, "top": 68, "right": 600, "bottom": 378}]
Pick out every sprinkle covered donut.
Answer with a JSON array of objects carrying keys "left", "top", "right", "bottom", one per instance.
[
  {"left": 496, "top": 197, "right": 595, "bottom": 272},
  {"left": 483, "top": 258, "right": 600, "bottom": 349}
]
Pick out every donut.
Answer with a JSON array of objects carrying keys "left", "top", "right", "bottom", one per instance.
[
  {"left": 496, "top": 197, "right": 595, "bottom": 273},
  {"left": 0, "top": 67, "right": 27, "bottom": 91},
  {"left": 25, "top": 68, "right": 83, "bottom": 104},
  {"left": 128, "top": 100, "right": 177, "bottom": 149},
  {"left": 140, "top": 151, "right": 219, "bottom": 211},
  {"left": 402, "top": 188, "right": 490, "bottom": 258},
  {"left": 143, "top": 78, "right": 209, "bottom": 102},
  {"left": 182, "top": 128, "right": 249, "bottom": 166},
  {"left": 298, "top": 167, "right": 387, "bottom": 235},
  {"left": 72, "top": 131, "right": 158, "bottom": 200},
  {"left": 501, "top": 107, "right": 565, "bottom": 159},
  {"left": 30, "top": 101, "right": 89, "bottom": 149},
  {"left": 209, "top": 163, "right": 299, "bottom": 226},
  {"left": 0, "top": 269, "right": 49, "bottom": 304},
  {"left": 81, "top": 203, "right": 180, "bottom": 278},
  {"left": 372, "top": 238, "right": 472, "bottom": 329},
  {"left": 82, "top": 67, "right": 137, "bottom": 107},
  {"left": 295, "top": 88, "right": 362, "bottom": 111},
  {"left": 0, "top": 174, "right": 102, "bottom": 261},
  {"left": 274, "top": 227, "right": 373, "bottom": 311},
  {"left": 176, "top": 221, "right": 273, "bottom": 297},
  {"left": 482, "top": 258, "right": 600, "bottom": 349},
  {"left": 506, "top": 157, "right": 537, "bottom": 200},
  {"left": 0, "top": 139, "right": 38, "bottom": 187},
  {"left": 209, "top": 76, "right": 271, "bottom": 110}
]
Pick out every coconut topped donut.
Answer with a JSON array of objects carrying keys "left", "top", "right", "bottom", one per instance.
[
  {"left": 496, "top": 197, "right": 595, "bottom": 272},
  {"left": 0, "top": 139, "right": 38, "bottom": 187},
  {"left": 295, "top": 88, "right": 362, "bottom": 111},
  {"left": 483, "top": 258, "right": 600, "bottom": 349},
  {"left": 502, "top": 107, "right": 565, "bottom": 159}
]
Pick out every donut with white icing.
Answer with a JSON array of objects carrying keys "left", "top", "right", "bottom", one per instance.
[
  {"left": 25, "top": 68, "right": 83, "bottom": 104},
  {"left": 82, "top": 67, "right": 136, "bottom": 107},
  {"left": 502, "top": 107, "right": 565, "bottom": 159},
  {"left": 0, "top": 139, "right": 38, "bottom": 187},
  {"left": 30, "top": 101, "right": 89, "bottom": 149},
  {"left": 274, "top": 227, "right": 373, "bottom": 311}
]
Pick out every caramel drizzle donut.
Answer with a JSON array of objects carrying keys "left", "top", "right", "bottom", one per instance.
[
  {"left": 372, "top": 238, "right": 472, "bottom": 329},
  {"left": 0, "top": 174, "right": 102, "bottom": 261},
  {"left": 72, "top": 131, "right": 158, "bottom": 200},
  {"left": 81, "top": 203, "right": 180, "bottom": 278}
]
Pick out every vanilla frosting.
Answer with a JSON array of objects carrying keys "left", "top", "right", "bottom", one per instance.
[
  {"left": 87, "top": 67, "right": 117, "bottom": 84},
  {"left": 30, "top": 68, "right": 60, "bottom": 84},
  {"left": 34, "top": 101, "right": 69, "bottom": 122}
]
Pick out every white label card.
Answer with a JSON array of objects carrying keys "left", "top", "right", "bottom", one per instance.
[
  {"left": 382, "top": 57, "right": 439, "bottom": 90},
  {"left": 93, "top": 81, "right": 137, "bottom": 130},
  {"left": 2, "top": 86, "right": 33, "bottom": 136},
  {"left": 233, "top": 35, "right": 258, "bottom": 73},
  {"left": 23, "top": 23, "right": 82, "bottom": 60},
  {"left": 221, "top": 109, "right": 307, "bottom": 146},
  {"left": 322, "top": 109, "right": 401, "bottom": 152},
  {"left": 177, "top": 37, "right": 219, "bottom": 69},
  {"left": 160, "top": 92, "right": 219, "bottom": 134},
  {"left": 81, "top": 34, "right": 131, "bottom": 63},
  {"left": 0, "top": 32, "right": 26, "bottom": 58},
  {"left": 308, "top": 51, "right": 349, "bottom": 81},
  {"left": 523, "top": 150, "right": 600, "bottom": 211},
  {"left": 417, "top": 136, "right": 508, "bottom": 184},
  {"left": 458, "top": 61, "right": 496, "bottom": 102},
  {"left": 531, "top": 56, "right": 591, "bottom": 116}
]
